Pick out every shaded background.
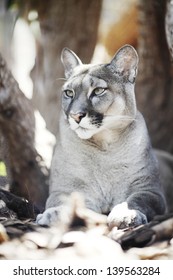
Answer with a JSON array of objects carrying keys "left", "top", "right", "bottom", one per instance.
[{"left": 0, "top": 0, "right": 173, "bottom": 205}]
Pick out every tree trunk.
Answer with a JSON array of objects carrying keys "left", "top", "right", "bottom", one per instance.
[
  {"left": 0, "top": 0, "right": 18, "bottom": 65},
  {"left": 29, "top": 0, "right": 102, "bottom": 135},
  {"left": 165, "top": 0, "right": 173, "bottom": 60},
  {"left": 136, "top": 0, "right": 173, "bottom": 153},
  {"left": 0, "top": 53, "right": 48, "bottom": 212}
]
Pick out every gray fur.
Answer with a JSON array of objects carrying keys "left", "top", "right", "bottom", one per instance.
[
  {"left": 37, "top": 45, "right": 167, "bottom": 228},
  {"left": 155, "top": 149, "right": 173, "bottom": 213}
]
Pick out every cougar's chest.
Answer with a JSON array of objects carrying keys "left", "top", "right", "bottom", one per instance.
[{"left": 80, "top": 140, "right": 133, "bottom": 198}]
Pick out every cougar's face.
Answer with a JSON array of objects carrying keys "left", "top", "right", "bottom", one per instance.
[
  {"left": 61, "top": 45, "right": 138, "bottom": 139},
  {"left": 61, "top": 65, "right": 127, "bottom": 140}
]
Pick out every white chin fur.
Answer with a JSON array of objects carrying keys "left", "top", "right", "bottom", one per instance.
[
  {"left": 69, "top": 117, "right": 99, "bottom": 139},
  {"left": 75, "top": 127, "right": 98, "bottom": 139}
]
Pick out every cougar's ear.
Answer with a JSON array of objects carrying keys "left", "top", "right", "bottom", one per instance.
[
  {"left": 61, "top": 48, "right": 82, "bottom": 78},
  {"left": 108, "top": 45, "right": 139, "bottom": 83}
]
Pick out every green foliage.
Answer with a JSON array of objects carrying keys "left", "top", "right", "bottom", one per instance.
[{"left": 0, "top": 161, "right": 7, "bottom": 177}]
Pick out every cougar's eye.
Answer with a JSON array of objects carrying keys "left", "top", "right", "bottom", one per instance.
[
  {"left": 63, "top": 89, "right": 75, "bottom": 98},
  {"left": 93, "top": 87, "right": 106, "bottom": 96}
]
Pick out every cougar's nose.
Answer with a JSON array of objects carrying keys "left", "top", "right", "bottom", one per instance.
[{"left": 70, "top": 112, "right": 86, "bottom": 123}]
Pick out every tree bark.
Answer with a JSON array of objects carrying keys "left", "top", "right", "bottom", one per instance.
[
  {"left": 136, "top": 0, "right": 173, "bottom": 153},
  {"left": 28, "top": 0, "right": 102, "bottom": 135},
  {"left": 0, "top": 53, "right": 48, "bottom": 212},
  {"left": 0, "top": 189, "right": 38, "bottom": 219},
  {"left": 165, "top": 0, "right": 173, "bottom": 60},
  {"left": 117, "top": 213, "right": 173, "bottom": 250}
]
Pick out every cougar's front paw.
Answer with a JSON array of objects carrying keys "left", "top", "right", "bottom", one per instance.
[
  {"left": 107, "top": 202, "right": 147, "bottom": 229},
  {"left": 36, "top": 207, "right": 61, "bottom": 226}
]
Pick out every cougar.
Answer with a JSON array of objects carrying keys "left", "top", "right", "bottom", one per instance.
[{"left": 37, "top": 44, "right": 168, "bottom": 229}]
